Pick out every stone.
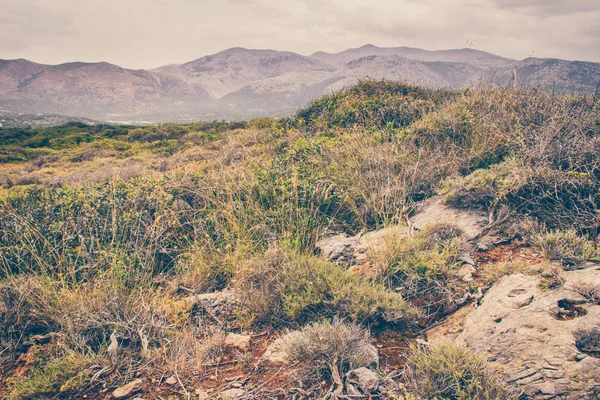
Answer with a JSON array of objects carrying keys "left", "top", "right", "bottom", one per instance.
[
  {"left": 451, "top": 269, "right": 600, "bottom": 398},
  {"left": 260, "top": 336, "right": 291, "bottom": 366},
  {"left": 363, "top": 344, "right": 380, "bottom": 368},
  {"left": 112, "top": 379, "right": 143, "bottom": 399},
  {"left": 456, "top": 264, "right": 476, "bottom": 282},
  {"left": 224, "top": 333, "right": 251, "bottom": 352},
  {"left": 195, "top": 388, "right": 210, "bottom": 399},
  {"left": 220, "top": 388, "right": 245, "bottom": 399},
  {"left": 316, "top": 196, "right": 494, "bottom": 269},
  {"left": 165, "top": 376, "right": 177, "bottom": 385},
  {"left": 345, "top": 367, "right": 382, "bottom": 393}
]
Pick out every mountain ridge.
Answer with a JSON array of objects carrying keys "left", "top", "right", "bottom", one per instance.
[{"left": 1, "top": 45, "right": 599, "bottom": 122}]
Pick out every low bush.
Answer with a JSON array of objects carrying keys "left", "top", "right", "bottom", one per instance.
[
  {"left": 372, "top": 223, "right": 470, "bottom": 320},
  {"left": 524, "top": 222, "right": 599, "bottom": 267},
  {"left": 282, "top": 320, "right": 376, "bottom": 388},
  {"left": 477, "top": 261, "right": 531, "bottom": 286},
  {"left": 235, "top": 247, "right": 417, "bottom": 327},
  {"left": 403, "top": 341, "right": 513, "bottom": 400},
  {"left": 7, "top": 347, "right": 95, "bottom": 400}
]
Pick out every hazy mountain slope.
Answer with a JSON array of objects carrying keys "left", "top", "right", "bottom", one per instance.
[
  {"left": 0, "top": 59, "right": 48, "bottom": 94},
  {"left": 310, "top": 44, "right": 514, "bottom": 69},
  {"left": 517, "top": 58, "right": 600, "bottom": 92},
  {"left": 0, "top": 45, "right": 598, "bottom": 122},
  {"left": 156, "top": 48, "right": 331, "bottom": 99}
]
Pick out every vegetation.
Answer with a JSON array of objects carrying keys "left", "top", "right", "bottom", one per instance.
[
  {"left": 1, "top": 80, "right": 598, "bottom": 398},
  {"left": 403, "top": 342, "right": 513, "bottom": 400}
]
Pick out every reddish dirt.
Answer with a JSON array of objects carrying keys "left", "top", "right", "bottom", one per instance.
[
  {"left": 476, "top": 240, "right": 542, "bottom": 265},
  {"left": 373, "top": 330, "right": 411, "bottom": 372}
]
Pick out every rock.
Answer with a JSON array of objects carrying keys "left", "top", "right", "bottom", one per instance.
[
  {"left": 219, "top": 388, "right": 245, "bottom": 399},
  {"left": 345, "top": 367, "right": 382, "bottom": 393},
  {"left": 455, "top": 264, "right": 476, "bottom": 282},
  {"left": 316, "top": 225, "right": 407, "bottom": 267},
  {"left": 183, "top": 290, "right": 240, "bottom": 328},
  {"left": 363, "top": 344, "right": 380, "bottom": 368},
  {"left": 165, "top": 375, "right": 177, "bottom": 385},
  {"left": 316, "top": 196, "right": 494, "bottom": 268},
  {"left": 411, "top": 196, "right": 490, "bottom": 241},
  {"left": 195, "top": 388, "right": 210, "bottom": 399},
  {"left": 113, "top": 379, "right": 143, "bottom": 399},
  {"left": 454, "top": 269, "right": 600, "bottom": 398},
  {"left": 260, "top": 337, "right": 290, "bottom": 366},
  {"left": 224, "top": 333, "right": 251, "bottom": 352}
]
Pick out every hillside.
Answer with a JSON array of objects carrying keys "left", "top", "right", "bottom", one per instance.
[
  {"left": 1, "top": 82, "right": 599, "bottom": 399},
  {"left": 1, "top": 45, "right": 600, "bottom": 122}
]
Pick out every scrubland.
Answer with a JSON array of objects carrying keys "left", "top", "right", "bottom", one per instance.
[{"left": 0, "top": 81, "right": 599, "bottom": 399}]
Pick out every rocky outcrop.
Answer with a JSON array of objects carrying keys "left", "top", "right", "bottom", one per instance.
[
  {"left": 454, "top": 267, "right": 600, "bottom": 399},
  {"left": 316, "top": 196, "right": 494, "bottom": 267}
]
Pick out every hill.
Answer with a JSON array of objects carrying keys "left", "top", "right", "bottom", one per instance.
[
  {"left": 1, "top": 45, "right": 599, "bottom": 122},
  {"left": 1, "top": 82, "right": 599, "bottom": 398}
]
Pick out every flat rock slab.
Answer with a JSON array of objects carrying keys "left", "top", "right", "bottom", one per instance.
[
  {"left": 454, "top": 268, "right": 600, "bottom": 399},
  {"left": 113, "top": 379, "right": 143, "bottom": 399},
  {"left": 316, "top": 196, "right": 491, "bottom": 267}
]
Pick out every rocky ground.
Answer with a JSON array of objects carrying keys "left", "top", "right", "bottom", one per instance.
[{"left": 2, "top": 196, "right": 599, "bottom": 399}]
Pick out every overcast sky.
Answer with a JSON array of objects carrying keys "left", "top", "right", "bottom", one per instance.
[{"left": 2, "top": 0, "right": 599, "bottom": 69}]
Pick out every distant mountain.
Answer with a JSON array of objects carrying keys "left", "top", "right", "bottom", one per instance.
[{"left": 1, "top": 45, "right": 599, "bottom": 122}]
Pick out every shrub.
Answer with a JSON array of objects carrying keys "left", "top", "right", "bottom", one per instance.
[
  {"left": 525, "top": 222, "right": 599, "bottom": 267},
  {"left": 7, "top": 349, "right": 95, "bottom": 400},
  {"left": 477, "top": 261, "right": 531, "bottom": 286},
  {"left": 403, "top": 341, "right": 512, "bottom": 400},
  {"left": 282, "top": 320, "right": 376, "bottom": 388},
  {"left": 372, "top": 223, "right": 469, "bottom": 320},
  {"left": 235, "top": 247, "right": 416, "bottom": 327},
  {"left": 573, "top": 282, "right": 600, "bottom": 304},
  {"left": 538, "top": 263, "right": 566, "bottom": 290}
]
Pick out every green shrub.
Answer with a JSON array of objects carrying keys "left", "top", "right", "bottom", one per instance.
[
  {"left": 403, "top": 341, "right": 513, "bottom": 400},
  {"left": 235, "top": 247, "right": 417, "bottom": 327},
  {"left": 372, "top": 223, "right": 469, "bottom": 320},
  {"left": 8, "top": 350, "right": 95, "bottom": 400}
]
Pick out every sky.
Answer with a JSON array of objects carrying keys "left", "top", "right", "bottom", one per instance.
[{"left": 2, "top": 0, "right": 599, "bottom": 69}]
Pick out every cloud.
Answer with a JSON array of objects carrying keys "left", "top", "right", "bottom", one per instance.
[
  {"left": 491, "top": 0, "right": 599, "bottom": 17},
  {"left": 1, "top": 0, "right": 599, "bottom": 67}
]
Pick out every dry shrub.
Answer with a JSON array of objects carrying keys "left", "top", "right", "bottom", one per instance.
[
  {"left": 403, "top": 341, "right": 513, "bottom": 400},
  {"left": 235, "top": 247, "right": 416, "bottom": 327},
  {"left": 282, "top": 320, "right": 376, "bottom": 389},
  {"left": 440, "top": 90, "right": 600, "bottom": 232},
  {"left": 539, "top": 263, "right": 566, "bottom": 290},
  {"left": 574, "top": 326, "right": 600, "bottom": 356},
  {"left": 524, "top": 220, "right": 599, "bottom": 267},
  {"left": 573, "top": 282, "right": 600, "bottom": 305},
  {"left": 478, "top": 261, "right": 531, "bottom": 286},
  {"left": 372, "top": 223, "right": 470, "bottom": 321}
]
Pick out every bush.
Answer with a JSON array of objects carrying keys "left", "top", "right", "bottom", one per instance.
[
  {"left": 525, "top": 222, "right": 599, "bottom": 267},
  {"left": 477, "top": 261, "right": 531, "bottom": 286},
  {"left": 7, "top": 348, "right": 95, "bottom": 400},
  {"left": 282, "top": 320, "right": 376, "bottom": 387},
  {"left": 372, "top": 223, "right": 470, "bottom": 320},
  {"left": 403, "top": 341, "right": 512, "bottom": 400},
  {"left": 235, "top": 247, "right": 417, "bottom": 327},
  {"left": 439, "top": 90, "right": 600, "bottom": 232}
]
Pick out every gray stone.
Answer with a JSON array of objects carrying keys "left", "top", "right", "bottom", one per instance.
[
  {"left": 452, "top": 269, "right": 600, "bottom": 398},
  {"left": 220, "top": 388, "right": 245, "bottom": 399},
  {"left": 224, "top": 333, "right": 251, "bottom": 352},
  {"left": 345, "top": 367, "right": 382, "bottom": 393},
  {"left": 113, "top": 379, "right": 143, "bottom": 399}
]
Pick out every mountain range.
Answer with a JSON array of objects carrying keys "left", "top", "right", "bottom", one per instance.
[{"left": 1, "top": 45, "right": 600, "bottom": 123}]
